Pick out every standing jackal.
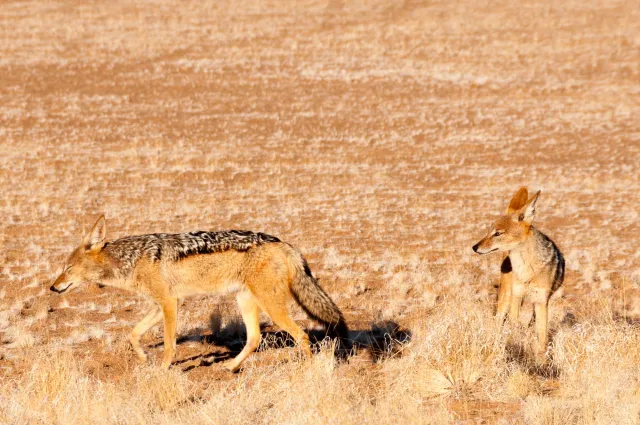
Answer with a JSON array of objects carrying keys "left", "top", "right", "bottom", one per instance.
[
  {"left": 472, "top": 190, "right": 564, "bottom": 359},
  {"left": 50, "top": 216, "right": 348, "bottom": 372}
]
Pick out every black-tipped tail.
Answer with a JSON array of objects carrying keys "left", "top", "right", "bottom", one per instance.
[{"left": 290, "top": 259, "right": 349, "bottom": 341}]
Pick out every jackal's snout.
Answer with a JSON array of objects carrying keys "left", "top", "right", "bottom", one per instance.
[
  {"left": 49, "top": 280, "right": 69, "bottom": 293},
  {"left": 50, "top": 273, "right": 74, "bottom": 293},
  {"left": 49, "top": 284, "right": 63, "bottom": 293},
  {"left": 472, "top": 239, "right": 496, "bottom": 255}
]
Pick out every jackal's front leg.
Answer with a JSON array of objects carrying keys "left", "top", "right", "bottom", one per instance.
[
  {"left": 129, "top": 306, "right": 163, "bottom": 362},
  {"left": 160, "top": 297, "right": 179, "bottom": 369},
  {"left": 508, "top": 283, "right": 525, "bottom": 325},
  {"left": 496, "top": 268, "right": 513, "bottom": 325}
]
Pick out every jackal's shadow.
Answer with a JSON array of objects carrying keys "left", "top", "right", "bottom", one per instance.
[
  {"left": 166, "top": 319, "right": 411, "bottom": 371},
  {"left": 504, "top": 324, "right": 562, "bottom": 379}
]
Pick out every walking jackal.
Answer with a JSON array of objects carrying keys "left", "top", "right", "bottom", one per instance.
[
  {"left": 472, "top": 189, "right": 564, "bottom": 359},
  {"left": 50, "top": 216, "right": 348, "bottom": 372}
]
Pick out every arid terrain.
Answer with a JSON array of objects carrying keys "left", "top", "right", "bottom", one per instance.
[{"left": 0, "top": 0, "right": 639, "bottom": 423}]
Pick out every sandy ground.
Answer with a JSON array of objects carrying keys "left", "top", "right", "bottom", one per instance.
[{"left": 0, "top": 0, "right": 639, "bottom": 422}]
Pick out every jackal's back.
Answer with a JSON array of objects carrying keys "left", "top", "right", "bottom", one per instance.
[
  {"left": 533, "top": 227, "right": 564, "bottom": 293},
  {"left": 104, "top": 230, "right": 281, "bottom": 276}
]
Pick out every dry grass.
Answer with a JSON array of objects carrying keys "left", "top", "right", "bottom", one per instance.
[
  {"left": 2, "top": 292, "right": 640, "bottom": 424},
  {"left": 1, "top": 0, "right": 639, "bottom": 423}
]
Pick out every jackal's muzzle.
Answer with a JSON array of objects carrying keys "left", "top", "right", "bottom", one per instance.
[
  {"left": 50, "top": 282, "right": 71, "bottom": 293},
  {"left": 50, "top": 275, "right": 75, "bottom": 293},
  {"left": 472, "top": 241, "right": 498, "bottom": 255}
]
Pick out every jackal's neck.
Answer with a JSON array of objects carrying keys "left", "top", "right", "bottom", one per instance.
[
  {"left": 508, "top": 227, "right": 549, "bottom": 282},
  {"left": 98, "top": 274, "right": 131, "bottom": 291},
  {"left": 94, "top": 249, "right": 136, "bottom": 291}
]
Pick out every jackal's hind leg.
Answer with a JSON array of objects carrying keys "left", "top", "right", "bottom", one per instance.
[
  {"left": 259, "top": 301, "right": 312, "bottom": 359},
  {"left": 222, "top": 291, "right": 262, "bottom": 372},
  {"left": 247, "top": 271, "right": 312, "bottom": 361},
  {"left": 534, "top": 300, "right": 549, "bottom": 363}
]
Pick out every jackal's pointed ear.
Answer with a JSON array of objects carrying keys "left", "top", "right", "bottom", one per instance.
[
  {"left": 506, "top": 187, "right": 528, "bottom": 214},
  {"left": 517, "top": 191, "right": 540, "bottom": 224},
  {"left": 83, "top": 215, "right": 106, "bottom": 250}
]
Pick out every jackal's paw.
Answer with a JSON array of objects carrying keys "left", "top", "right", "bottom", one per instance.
[
  {"left": 535, "top": 349, "right": 548, "bottom": 365},
  {"left": 130, "top": 346, "right": 148, "bottom": 362},
  {"left": 129, "top": 344, "right": 148, "bottom": 363},
  {"left": 221, "top": 359, "right": 241, "bottom": 373}
]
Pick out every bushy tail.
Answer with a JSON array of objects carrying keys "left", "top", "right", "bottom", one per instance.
[{"left": 289, "top": 254, "right": 349, "bottom": 340}]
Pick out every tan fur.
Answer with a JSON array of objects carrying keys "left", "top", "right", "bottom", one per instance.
[
  {"left": 51, "top": 216, "right": 347, "bottom": 372},
  {"left": 496, "top": 187, "right": 529, "bottom": 323},
  {"left": 473, "top": 190, "right": 564, "bottom": 362}
]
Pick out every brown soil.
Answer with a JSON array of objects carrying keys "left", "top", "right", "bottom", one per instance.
[{"left": 0, "top": 0, "right": 638, "bottom": 422}]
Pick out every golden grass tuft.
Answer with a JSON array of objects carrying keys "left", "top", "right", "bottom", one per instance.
[{"left": 507, "top": 369, "right": 539, "bottom": 399}]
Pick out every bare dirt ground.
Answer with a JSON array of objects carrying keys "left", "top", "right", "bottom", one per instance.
[{"left": 0, "top": 0, "right": 639, "bottom": 423}]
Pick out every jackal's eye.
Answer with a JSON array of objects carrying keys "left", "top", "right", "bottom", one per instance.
[{"left": 493, "top": 230, "right": 504, "bottom": 237}]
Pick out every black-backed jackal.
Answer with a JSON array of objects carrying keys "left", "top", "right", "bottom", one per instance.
[
  {"left": 51, "top": 216, "right": 348, "bottom": 372},
  {"left": 472, "top": 189, "right": 564, "bottom": 359}
]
